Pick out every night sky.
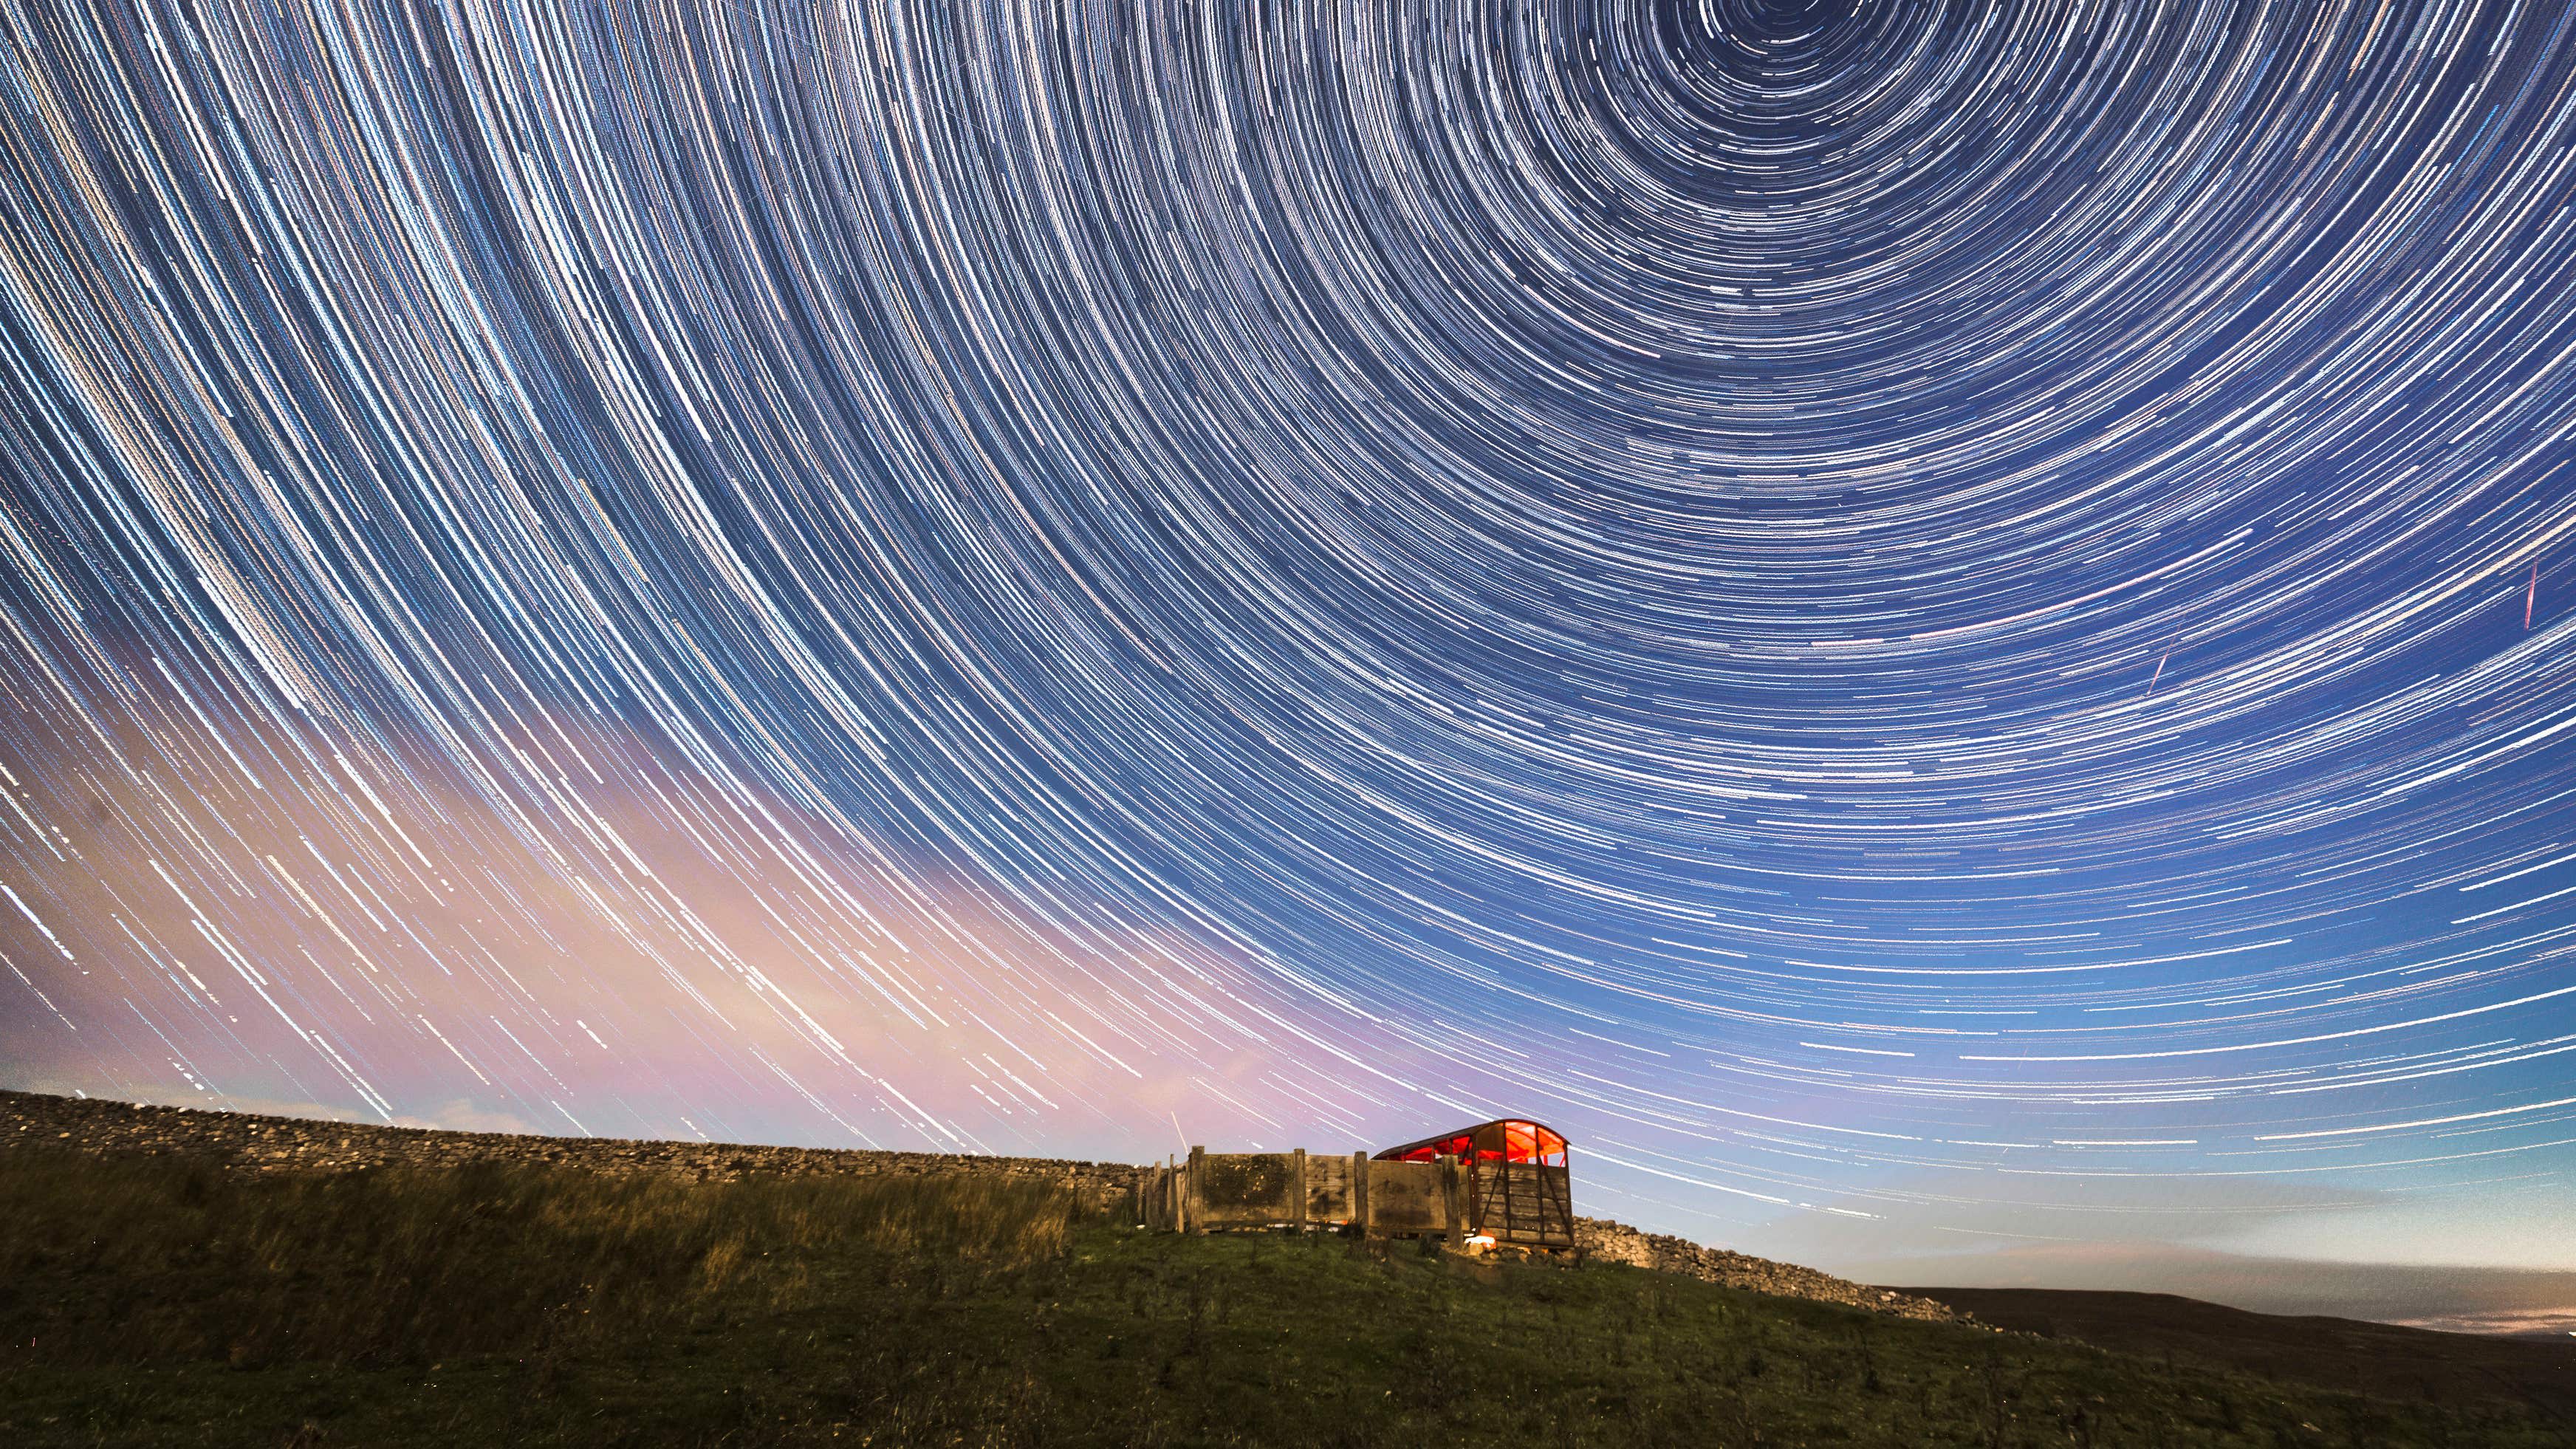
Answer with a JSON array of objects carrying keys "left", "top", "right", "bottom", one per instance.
[{"left": 4, "top": 1, "right": 2575, "bottom": 1323}]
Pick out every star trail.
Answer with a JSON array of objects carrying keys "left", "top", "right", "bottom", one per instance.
[{"left": 4, "top": 0, "right": 2575, "bottom": 1288}]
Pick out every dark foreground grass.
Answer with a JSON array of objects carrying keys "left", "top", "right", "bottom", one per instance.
[{"left": 0, "top": 1148, "right": 2561, "bottom": 1448}]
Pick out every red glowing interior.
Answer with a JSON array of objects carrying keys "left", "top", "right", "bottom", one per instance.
[{"left": 1375, "top": 1118, "right": 1566, "bottom": 1166}]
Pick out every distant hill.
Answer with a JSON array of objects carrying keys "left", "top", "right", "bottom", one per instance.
[
  {"left": 1904, "top": 1287, "right": 2576, "bottom": 1419},
  {"left": 4, "top": 1090, "right": 2571, "bottom": 1447}
]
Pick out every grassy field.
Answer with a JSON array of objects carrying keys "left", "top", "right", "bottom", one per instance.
[{"left": 0, "top": 1147, "right": 2563, "bottom": 1448}]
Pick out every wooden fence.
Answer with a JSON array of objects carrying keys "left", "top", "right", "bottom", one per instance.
[{"left": 1134, "top": 1146, "right": 1474, "bottom": 1241}]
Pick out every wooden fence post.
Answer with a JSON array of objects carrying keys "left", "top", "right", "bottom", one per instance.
[
  {"left": 1291, "top": 1148, "right": 1307, "bottom": 1230},
  {"left": 1439, "top": 1153, "right": 1468, "bottom": 1245},
  {"left": 1186, "top": 1145, "right": 1205, "bottom": 1233},
  {"left": 1352, "top": 1151, "right": 1371, "bottom": 1237}
]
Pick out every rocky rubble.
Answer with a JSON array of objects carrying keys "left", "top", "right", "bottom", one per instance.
[
  {"left": 7, "top": 1089, "right": 1962, "bottom": 1323},
  {"left": 1577, "top": 1217, "right": 1959, "bottom": 1322}
]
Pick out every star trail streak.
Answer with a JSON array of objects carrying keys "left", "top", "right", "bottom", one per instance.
[{"left": 4, "top": 0, "right": 2576, "bottom": 1284}]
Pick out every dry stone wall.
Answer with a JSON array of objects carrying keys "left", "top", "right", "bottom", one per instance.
[
  {"left": 1577, "top": 1217, "right": 1957, "bottom": 1322},
  {"left": 1, "top": 1089, "right": 1145, "bottom": 1208}
]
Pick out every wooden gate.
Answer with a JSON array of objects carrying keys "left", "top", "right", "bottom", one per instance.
[{"left": 1137, "top": 1120, "right": 1578, "bottom": 1253}]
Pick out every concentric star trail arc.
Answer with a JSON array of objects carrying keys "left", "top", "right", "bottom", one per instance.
[{"left": 3, "top": 0, "right": 2575, "bottom": 1275}]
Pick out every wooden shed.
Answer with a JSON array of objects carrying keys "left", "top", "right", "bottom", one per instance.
[{"left": 1373, "top": 1118, "right": 1575, "bottom": 1250}]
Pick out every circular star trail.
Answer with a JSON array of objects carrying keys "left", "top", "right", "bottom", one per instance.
[{"left": 3, "top": 0, "right": 2575, "bottom": 1267}]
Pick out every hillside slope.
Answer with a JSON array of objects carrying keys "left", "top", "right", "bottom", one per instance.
[
  {"left": 1906, "top": 1287, "right": 2576, "bottom": 1419},
  {"left": 2, "top": 1092, "right": 2568, "bottom": 1447},
  {"left": 0, "top": 1089, "right": 1948, "bottom": 1323}
]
